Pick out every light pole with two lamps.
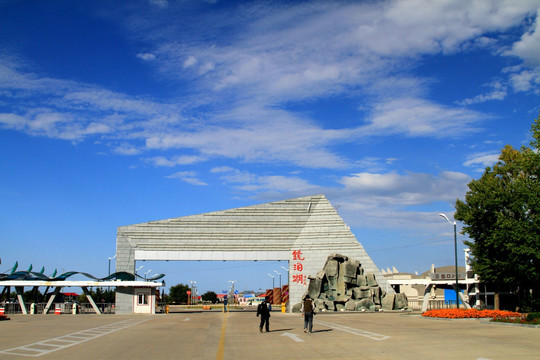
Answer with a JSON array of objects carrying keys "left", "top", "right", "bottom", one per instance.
[
  {"left": 144, "top": 269, "right": 152, "bottom": 280},
  {"left": 438, "top": 213, "right": 460, "bottom": 309}
]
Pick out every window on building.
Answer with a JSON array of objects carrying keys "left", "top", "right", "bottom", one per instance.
[{"left": 138, "top": 293, "right": 148, "bottom": 305}]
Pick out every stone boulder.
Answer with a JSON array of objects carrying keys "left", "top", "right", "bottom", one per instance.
[{"left": 292, "top": 253, "right": 408, "bottom": 312}]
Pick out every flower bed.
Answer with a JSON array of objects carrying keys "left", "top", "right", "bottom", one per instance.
[{"left": 422, "top": 309, "right": 521, "bottom": 319}]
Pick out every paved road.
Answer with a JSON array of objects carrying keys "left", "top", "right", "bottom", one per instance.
[{"left": 0, "top": 311, "right": 538, "bottom": 359}]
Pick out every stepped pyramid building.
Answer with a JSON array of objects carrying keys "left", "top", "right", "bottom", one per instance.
[{"left": 115, "top": 194, "right": 392, "bottom": 313}]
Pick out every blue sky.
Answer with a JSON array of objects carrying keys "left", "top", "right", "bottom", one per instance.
[{"left": 1, "top": 0, "right": 540, "bottom": 295}]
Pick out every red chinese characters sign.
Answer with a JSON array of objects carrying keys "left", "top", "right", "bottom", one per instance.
[{"left": 291, "top": 250, "right": 306, "bottom": 285}]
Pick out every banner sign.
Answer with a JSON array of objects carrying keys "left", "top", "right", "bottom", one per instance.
[{"left": 429, "top": 273, "right": 466, "bottom": 280}]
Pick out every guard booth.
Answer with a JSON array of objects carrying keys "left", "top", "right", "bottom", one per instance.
[{"left": 133, "top": 287, "right": 156, "bottom": 314}]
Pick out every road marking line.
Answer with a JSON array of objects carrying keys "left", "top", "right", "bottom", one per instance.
[
  {"left": 215, "top": 312, "right": 228, "bottom": 360},
  {"left": 0, "top": 318, "right": 152, "bottom": 357},
  {"left": 281, "top": 332, "right": 304, "bottom": 342},
  {"left": 315, "top": 320, "right": 390, "bottom": 341}
]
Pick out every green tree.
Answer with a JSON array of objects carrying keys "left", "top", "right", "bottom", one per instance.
[
  {"left": 201, "top": 291, "right": 218, "bottom": 303},
  {"left": 169, "top": 283, "right": 190, "bottom": 304},
  {"left": 23, "top": 289, "right": 44, "bottom": 303},
  {"left": 455, "top": 115, "right": 540, "bottom": 311},
  {"left": 76, "top": 288, "right": 115, "bottom": 304}
]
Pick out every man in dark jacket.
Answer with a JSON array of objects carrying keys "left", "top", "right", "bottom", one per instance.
[
  {"left": 257, "top": 296, "right": 271, "bottom": 332},
  {"left": 302, "top": 294, "right": 314, "bottom": 333}
]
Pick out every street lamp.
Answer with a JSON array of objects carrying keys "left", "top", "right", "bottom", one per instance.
[
  {"left": 267, "top": 273, "right": 275, "bottom": 289},
  {"left": 274, "top": 270, "right": 282, "bottom": 304},
  {"left": 274, "top": 270, "right": 282, "bottom": 289},
  {"left": 144, "top": 269, "right": 152, "bottom": 280},
  {"left": 281, "top": 266, "right": 289, "bottom": 284},
  {"left": 439, "top": 213, "right": 460, "bottom": 309},
  {"left": 135, "top": 265, "right": 143, "bottom": 276},
  {"left": 108, "top": 254, "right": 116, "bottom": 276}
]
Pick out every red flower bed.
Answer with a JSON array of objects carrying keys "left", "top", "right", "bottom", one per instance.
[{"left": 422, "top": 309, "right": 521, "bottom": 319}]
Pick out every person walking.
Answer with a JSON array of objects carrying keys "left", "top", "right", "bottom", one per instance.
[
  {"left": 302, "top": 294, "right": 315, "bottom": 333},
  {"left": 256, "top": 296, "right": 271, "bottom": 332}
]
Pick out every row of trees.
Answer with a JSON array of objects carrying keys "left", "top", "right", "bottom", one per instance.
[
  {"left": 168, "top": 283, "right": 218, "bottom": 304},
  {"left": 455, "top": 115, "right": 540, "bottom": 311},
  {"left": 77, "top": 288, "right": 115, "bottom": 303}
]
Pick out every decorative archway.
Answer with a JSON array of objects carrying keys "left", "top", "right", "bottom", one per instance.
[{"left": 115, "top": 194, "right": 392, "bottom": 313}]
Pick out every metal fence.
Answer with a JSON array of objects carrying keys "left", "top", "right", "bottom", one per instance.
[
  {"left": 407, "top": 299, "right": 466, "bottom": 311},
  {"left": 1, "top": 302, "right": 115, "bottom": 314},
  {"left": 2, "top": 299, "right": 465, "bottom": 314}
]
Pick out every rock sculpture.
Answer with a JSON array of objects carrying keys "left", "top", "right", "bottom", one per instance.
[{"left": 293, "top": 253, "right": 408, "bottom": 312}]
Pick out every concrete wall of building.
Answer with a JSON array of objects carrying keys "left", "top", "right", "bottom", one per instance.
[{"left": 116, "top": 287, "right": 134, "bottom": 314}]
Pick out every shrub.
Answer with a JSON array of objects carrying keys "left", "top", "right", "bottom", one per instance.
[{"left": 525, "top": 312, "right": 540, "bottom": 322}]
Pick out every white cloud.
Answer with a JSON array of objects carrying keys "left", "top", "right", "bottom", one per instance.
[
  {"left": 183, "top": 56, "right": 197, "bottom": 68},
  {"left": 359, "top": 98, "right": 484, "bottom": 137},
  {"left": 463, "top": 152, "right": 500, "bottom": 168},
  {"left": 459, "top": 81, "right": 507, "bottom": 105},
  {"left": 146, "top": 0, "right": 539, "bottom": 104},
  {"left": 336, "top": 171, "right": 469, "bottom": 206},
  {"left": 508, "top": 69, "right": 539, "bottom": 92},
  {"left": 0, "top": 109, "right": 111, "bottom": 140},
  {"left": 149, "top": 0, "right": 168, "bottom": 9},
  {"left": 1, "top": 0, "right": 539, "bottom": 172},
  {"left": 148, "top": 155, "right": 207, "bottom": 167},
  {"left": 113, "top": 144, "right": 141, "bottom": 155},
  {"left": 212, "top": 167, "right": 321, "bottom": 194},
  {"left": 225, "top": 168, "right": 472, "bottom": 231},
  {"left": 507, "top": 8, "right": 540, "bottom": 68},
  {"left": 166, "top": 171, "right": 207, "bottom": 186},
  {"left": 137, "top": 53, "right": 156, "bottom": 61},
  {"left": 326, "top": 170, "right": 471, "bottom": 229},
  {"left": 144, "top": 105, "right": 351, "bottom": 169}
]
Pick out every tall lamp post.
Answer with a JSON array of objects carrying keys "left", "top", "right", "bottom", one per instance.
[
  {"left": 267, "top": 274, "right": 275, "bottom": 304},
  {"left": 267, "top": 273, "right": 275, "bottom": 289},
  {"left": 281, "top": 266, "right": 289, "bottom": 284},
  {"left": 274, "top": 270, "right": 282, "bottom": 289},
  {"left": 108, "top": 254, "right": 116, "bottom": 276},
  {"left": 439, "top": 213, "right": 460, "bottom": 309},
  {"left": 274, "top": 270, "right": 282, "bottom": 303},
  {"left": 144, "top": 269, "right": 152, "bottom": 280}
]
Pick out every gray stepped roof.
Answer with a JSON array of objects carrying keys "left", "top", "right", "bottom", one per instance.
[{"left": 118, "top": 194, "right": 360, "bottom": 252}]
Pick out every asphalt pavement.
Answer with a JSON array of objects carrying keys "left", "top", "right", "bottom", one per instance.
[{"left": 0, "top": 310, "right": 538, "bottom": 359}]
